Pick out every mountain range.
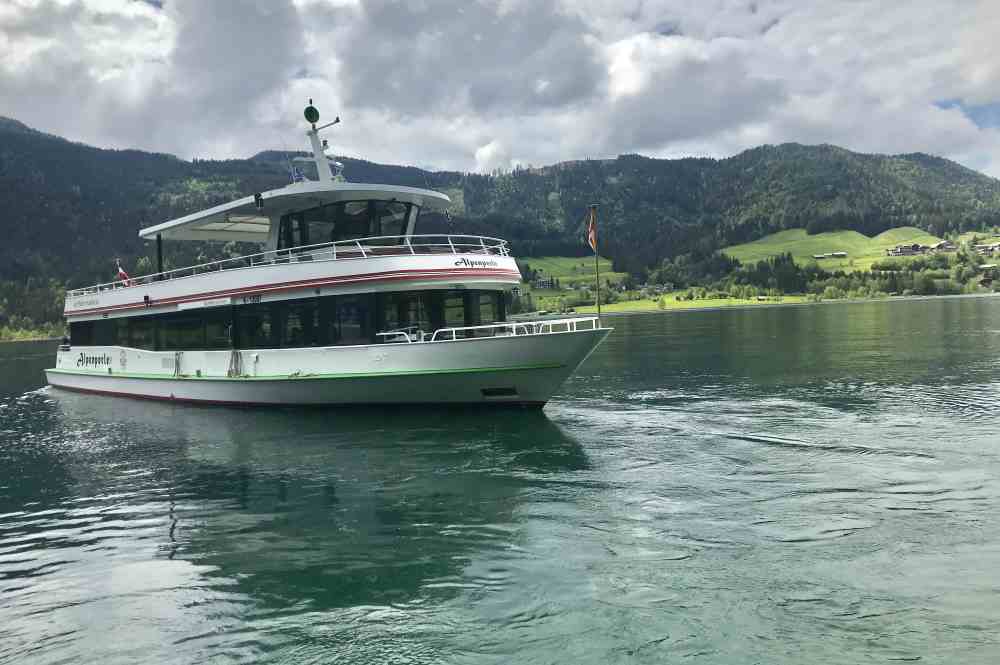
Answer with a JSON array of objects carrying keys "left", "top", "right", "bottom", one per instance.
[{"left": 2, "top": 115, "right": 1000, "bottom": 293}]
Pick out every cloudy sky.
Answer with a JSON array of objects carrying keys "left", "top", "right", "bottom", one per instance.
[{"left": 2, "top": 0, "right": 999, "bottom": 176}]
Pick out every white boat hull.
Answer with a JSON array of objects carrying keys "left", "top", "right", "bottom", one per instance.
[{"left": 46, "top": 327, "right": 610, "bottom": 407}]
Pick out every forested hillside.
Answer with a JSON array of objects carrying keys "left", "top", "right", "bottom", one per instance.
[
  {"left": 458, "top": 147, "right": 1000, "bottom": 273},
  {"left": 2, "top": 116, "right": 1000, "bottom": 329}
]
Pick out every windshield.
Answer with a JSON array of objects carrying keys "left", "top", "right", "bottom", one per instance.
[{"left": 278, "top": 200, "right": 414, "bottom": 249}]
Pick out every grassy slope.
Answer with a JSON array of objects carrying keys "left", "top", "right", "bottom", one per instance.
[
  {"left": 0, "top": 325, "right": 63, "bottom": 342},
  {"left": 575, "top": 295, "right": 810, "bottom": 314},
  {"left": 520, "top": 256, "right": 626, "bottom": 288},
  {"left": 957, "top": 230, "right": 1000, "bottom": 245},
  {"left": 722, "top": 227, "right": 943, "bottom": 272},
  {"left": 517, "top": 256, "right": 627, "bottom": 312}
]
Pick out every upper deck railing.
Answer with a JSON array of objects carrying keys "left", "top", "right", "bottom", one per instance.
[{"left": 67, "top": 234, "right": 511, "bottom": 298}]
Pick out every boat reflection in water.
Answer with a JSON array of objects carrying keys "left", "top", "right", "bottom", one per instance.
[{"left": 46, "top": 390, "right": 589, "bottom": 615}]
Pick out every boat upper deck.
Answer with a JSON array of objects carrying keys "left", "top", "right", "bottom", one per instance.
[
  {"left": 64, "top": 102, "right": 523, "bottom": 319},
  {"left": 67, "top": 234, "right": 511, "bottom": 298}
]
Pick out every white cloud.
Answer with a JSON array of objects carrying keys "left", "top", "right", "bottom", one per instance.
[
  {"left": 1, "top": 0, "right": 999, "bottom": 176},
  {"left": 474, "top": 139, "right": 511, "bottom": 172}
]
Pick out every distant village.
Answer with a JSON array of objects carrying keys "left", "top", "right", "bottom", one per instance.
[
  {"left": 522, "top": 233, "right": 1000, "bottom": 306},
  {"left": 810, "top": 239, "right": 962, "bottom": 260},
  {"left": 805, "top": 238, "right": 1000, "bottom": 261},
  {"left": 882, "top": 239, "right": 956, "bottom": 257}
]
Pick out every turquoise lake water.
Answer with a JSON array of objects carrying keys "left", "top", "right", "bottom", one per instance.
[{"left": 2, "top": 296, "right": 999, "bottom": 663}]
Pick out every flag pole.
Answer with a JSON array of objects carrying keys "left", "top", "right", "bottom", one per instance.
[{"left": 590, "top": 203, "right": 601, "bottom": 323}]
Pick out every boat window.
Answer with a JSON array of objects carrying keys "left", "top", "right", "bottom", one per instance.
[
  {"left": 231, "top": 296, "right": 375, "bottom": 349},
  {"left": 297, "top": 215, "right": 310, "bottom": 247},
  {"left": 92, "top": 319, "right": 116, "bottom": 346},
  {"left": 113, "top": 318, "right": 128, "bottom": 347},
  {"left": 284, "top": 300, "right": 320, "bottom": 347},
  {"left": 372, "top": 289, "right": 508, "bottom": 341},
  {"left": 83, "top": 318, "right": 140, "bottom": 347},
  {"left": 374, "top": 201, "right": 409, "bottom": 238},
  {"left": 378, "top": 292, "right": 433, "bottom": 338},
  {"left": 442, "top": 291, "right": 468, "bottom": 337},
  {"left": 129, "top": 316, "right": 156, "bottom": 350},
  {"left": 280, "top": 214, "right": 294, "bottom": 250},
  {"left": 236, "top": 304, "right": 277, "bottom": 349},
  {"left": 478, "top": 291, "right": 501, "bottom": 325},
  {"left": 463, "top": 291, "right": 489, "bottom": 337},
  {"left": 328, "top": 294, "right": 373, "bottom": 345},
  {"left": 278, "top": 213, "right": 306, "bottom": 252},
  {"left": 204, "top": 309, "right": 232, "bottom": 350},
  {"left": 283, "top": 200, "right": 413, "bottom": 250},
  {"left": 443, "top": 292, "right": 466, "bottom": 325},
  {"left": 69, "top": 320, "right": 95, "bottom": 346},
  {"left": 160, "top": 313, "right": 206, "bottom": 351},
  {"left": 339, "top": 201, "right": 374, "bottom": 240},
  {"left": 304, "top": 205, "right": 336, "bottom": 248},
  {"left": 298, "top": 201, "right": 368, "bottom": 247}
]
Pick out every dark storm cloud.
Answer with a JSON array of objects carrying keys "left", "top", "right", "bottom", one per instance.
[{"left": 328, "top": 0, "right": 606, "bottom": 116}]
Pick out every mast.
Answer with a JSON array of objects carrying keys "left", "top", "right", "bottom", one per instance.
[
  {"left": 303, "top": 100, "right": 339, "bottom": 183},
  {"left": 592, "top": 204, "right": 601, "bottom": 323}
]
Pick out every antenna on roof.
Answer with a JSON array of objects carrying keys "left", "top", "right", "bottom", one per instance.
[
  {"left": 304, "top": 99, "right": 319, "bottom": 129},
  {"left": 304, "top": 100, "right": 340, "bottom": 183}
]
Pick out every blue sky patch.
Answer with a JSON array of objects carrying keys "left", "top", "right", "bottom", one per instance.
[{"left": 936, "top": 99, "right": 1000, "bottom": 129}]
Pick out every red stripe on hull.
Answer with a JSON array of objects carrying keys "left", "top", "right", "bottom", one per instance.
[{"left": 66, "top": 267, "right": 520, "bottom": 317}]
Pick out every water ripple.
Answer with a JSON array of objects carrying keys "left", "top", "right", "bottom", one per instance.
[{"left": 4, "top": 301, "right": 1000, "bottom": 663}]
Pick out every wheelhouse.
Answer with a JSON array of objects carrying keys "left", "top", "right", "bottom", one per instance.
[
  {"left": 137, "top": 180, "right": 451, "bottom": 248},
  {"left": 277, "top": 199, "right": 416, "bottom": 250}
]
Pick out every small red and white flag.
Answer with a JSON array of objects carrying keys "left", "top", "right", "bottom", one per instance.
[
  {"left": 586, "top": 206, "right": 598, "bottom": 254},
  {"left": 116, "top": 259, "right": 131, "bottom": 286}
]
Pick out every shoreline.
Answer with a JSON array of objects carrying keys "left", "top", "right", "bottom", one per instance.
[
  {"left": 572, "top": 291, "right": 1000, "bottom": 318},
  {"left": 0, "top": 336, "right": 60, "bottom": 344}
]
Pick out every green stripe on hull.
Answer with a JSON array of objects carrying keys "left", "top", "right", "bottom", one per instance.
[{"left": 46, "top": 363, "right": 565, "bottom": 382}]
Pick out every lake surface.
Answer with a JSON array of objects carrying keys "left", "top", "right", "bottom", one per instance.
[{"left": 2, "top": 297, "right": 1000, "bottom": 664}]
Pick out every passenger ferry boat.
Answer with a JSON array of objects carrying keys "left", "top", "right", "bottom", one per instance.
[{"left": 45, "top": 104, "right": 611, "bottom": 407}]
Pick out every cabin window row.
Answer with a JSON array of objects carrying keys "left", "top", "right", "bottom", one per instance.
[{"left": 69, "top": 290, "right": 506, "bottom": 351}]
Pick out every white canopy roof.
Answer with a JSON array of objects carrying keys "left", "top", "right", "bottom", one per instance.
[{"left": 138, "top": 181, "right": 452, "bottom": 242}]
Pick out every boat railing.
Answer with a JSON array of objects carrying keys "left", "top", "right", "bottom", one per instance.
[
  {"left": 369, "top": 317, "right": 600, "bottom": 344},
  {"left": 66, "top": 234, "right": 511, "bottom": 297},
  {"left": 426, "top": 316, "right": 601, "bottom": 342}
]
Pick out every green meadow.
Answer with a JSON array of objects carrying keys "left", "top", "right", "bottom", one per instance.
[
  {"left": 519, "top": 256, "right": 627, "bottom": 289},
  {"left": 721, "top": 227, "right": 944, "bottom": 272},
  {"left": 516, "top": 256, "right": 627, "bottom": 313},
  {"left": 956, "top": 230, "right": 1000, "bottom": 246}
]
